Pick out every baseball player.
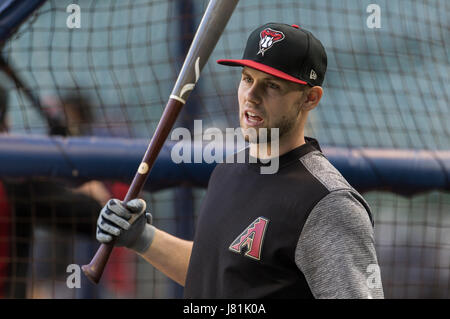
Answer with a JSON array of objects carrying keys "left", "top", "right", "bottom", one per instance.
[{"left": 96, "top": 23, "right": 384, "bottom": 299}]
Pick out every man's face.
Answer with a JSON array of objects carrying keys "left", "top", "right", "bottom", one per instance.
[{"left": 238, "top": 66, "right": 307, "bottom": 143}]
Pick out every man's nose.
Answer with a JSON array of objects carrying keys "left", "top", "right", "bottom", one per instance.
[{"left": 246, "top": 82, "right": 262, "bottom": 105}]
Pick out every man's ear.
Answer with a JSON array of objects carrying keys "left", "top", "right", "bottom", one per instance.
[{"left": 302, "top": 86, "right": 323, "bottom": 111}]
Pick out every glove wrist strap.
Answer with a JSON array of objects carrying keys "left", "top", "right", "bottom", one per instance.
[{"left": 131, "top": 224, "right": 156, "bottom": 254}]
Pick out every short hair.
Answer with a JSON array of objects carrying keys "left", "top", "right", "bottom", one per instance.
[{"left": 297, "top": 84, "right": 312, "bottom": 95}]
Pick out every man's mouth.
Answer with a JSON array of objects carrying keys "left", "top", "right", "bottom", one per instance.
[{"left": 244, "top": 110, "right": 264, "bottom": 126}]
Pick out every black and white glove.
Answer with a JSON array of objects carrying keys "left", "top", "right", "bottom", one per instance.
[{"left": 96, "top": 198, "right": 155, "bottom": 254}]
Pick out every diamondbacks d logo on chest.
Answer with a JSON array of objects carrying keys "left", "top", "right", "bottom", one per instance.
[{"left": 229, "top": 217, "right": 269, "bottom": 261}]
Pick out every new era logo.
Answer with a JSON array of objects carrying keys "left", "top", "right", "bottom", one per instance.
[{"left": 310, "top": 69, "right": 317, "bottom": 80}]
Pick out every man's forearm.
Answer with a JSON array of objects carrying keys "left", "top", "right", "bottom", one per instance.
[{"left": 138, "top": 228, "right": 193, "bottom": 287}]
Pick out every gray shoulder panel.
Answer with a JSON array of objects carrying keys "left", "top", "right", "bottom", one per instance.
[
  {"left": 300, "top": 151, "right": 373, "bottom": 224},
  {"left": 299, "top": 151, "right": 352, "bottom": 192}
]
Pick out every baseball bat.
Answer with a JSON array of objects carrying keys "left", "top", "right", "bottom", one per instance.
[{"left": 81, "top": 0, "right": 239, "bottom": 284}]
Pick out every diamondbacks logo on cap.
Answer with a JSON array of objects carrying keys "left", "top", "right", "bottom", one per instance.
[
  {"left": 258, "top": 28, "right": 285, "bottom": 56},
  {"left": 229, "top": 217, "right": 269, "bottom": 261}
]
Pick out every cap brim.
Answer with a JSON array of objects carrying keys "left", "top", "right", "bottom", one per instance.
[{"left": 217, "top": 59, "right": 308, "bottom": 85}]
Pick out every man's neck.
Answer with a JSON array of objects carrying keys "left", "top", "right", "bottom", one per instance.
[
  {"left": 249, "top": 111, "right": 309, "bottom": 159},
  {"left": 249, "top": 133, "right": 306, "bottom": 159}
]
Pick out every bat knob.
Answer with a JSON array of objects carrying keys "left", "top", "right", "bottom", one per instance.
[
  {"left": 81, "top": 243, "right": 115, "bottom": 284},
  {"left": 81, "top": 263, "right": 100, "bottom": 284}
]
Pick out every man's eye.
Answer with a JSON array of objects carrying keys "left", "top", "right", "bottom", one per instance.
[
  {"left": 243, "top": 76, "right": 252, "bottom": 83},
  {"left": 268, "top": 82, "right": 280, "bottom": 89}
]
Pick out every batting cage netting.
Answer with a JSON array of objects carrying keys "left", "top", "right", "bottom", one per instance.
[{"left": 0, "top": 0, "right": 448, "bottom": 298}]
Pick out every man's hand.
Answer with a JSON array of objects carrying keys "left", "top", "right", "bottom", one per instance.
[{"left": 96, "top": 198, "right": 155, "bottom": 254}]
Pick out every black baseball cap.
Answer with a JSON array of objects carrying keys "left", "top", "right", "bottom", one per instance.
[{"left": 217, "top": 23, "right": 327, "bottom": 86}]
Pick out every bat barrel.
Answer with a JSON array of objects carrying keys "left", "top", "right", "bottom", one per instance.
[{"left": 170, "top": 0, "right": 239, "bottom": 103}]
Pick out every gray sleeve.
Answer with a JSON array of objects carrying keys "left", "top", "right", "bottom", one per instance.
[{"left": 295, "top": 190, "right": 384, "bottom": 299}]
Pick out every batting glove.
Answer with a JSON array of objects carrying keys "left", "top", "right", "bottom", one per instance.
[{"left": 96, "top": 198, "right": 155, "bottom": 254}]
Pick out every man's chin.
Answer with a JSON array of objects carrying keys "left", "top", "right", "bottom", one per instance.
[{"left": 240, "top": 126, "right": 271, "bottom": 144}]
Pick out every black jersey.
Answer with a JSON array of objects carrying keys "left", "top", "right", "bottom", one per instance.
[{"left": 184, "top": 138, "right": 335, "bottom": 298}]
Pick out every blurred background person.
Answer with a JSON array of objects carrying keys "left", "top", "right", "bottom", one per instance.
[{"left": 0, "top": 91, "right": 122, "bottom": 298}]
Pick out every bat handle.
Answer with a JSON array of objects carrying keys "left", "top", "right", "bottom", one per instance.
[{"left": 81, "top": 241, "right": 115, "bottom": 284}]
